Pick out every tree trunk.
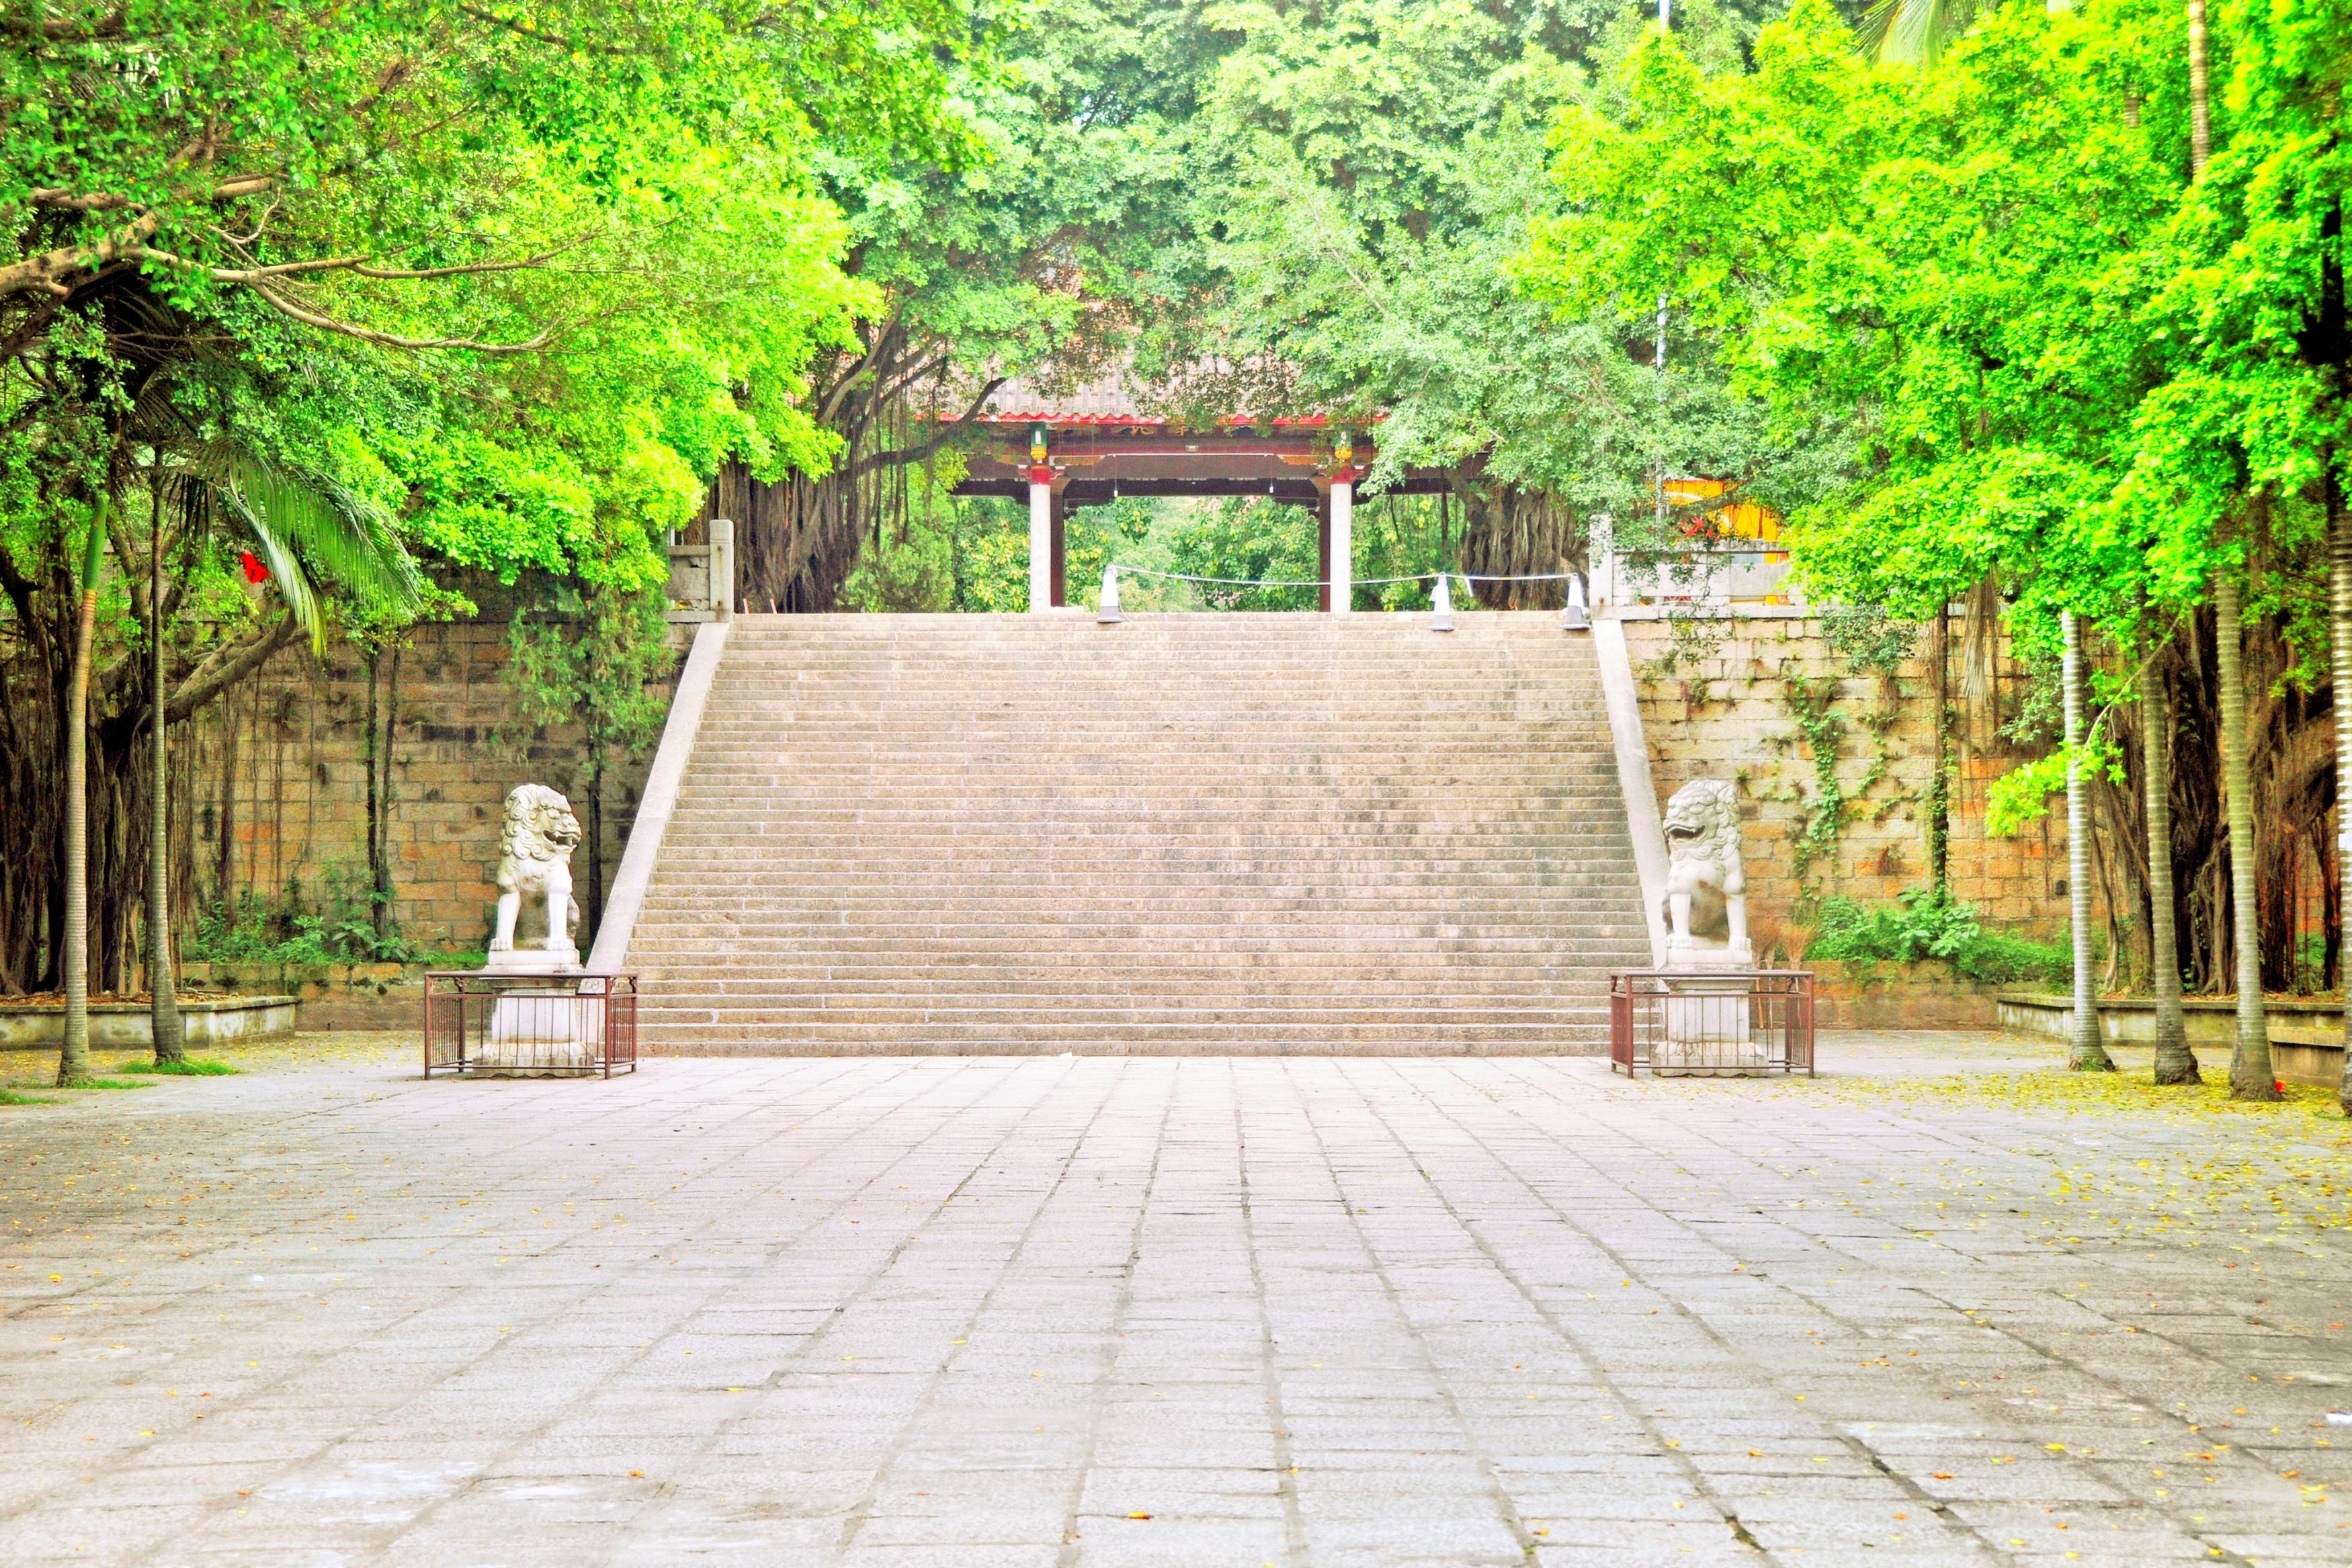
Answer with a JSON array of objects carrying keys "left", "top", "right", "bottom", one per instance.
[
  {"left": 2187, "top": 0, "right": 2212, "bottom": 178},
  {"left": 2330, "top": 472, "right": 2352, "bottom": 1113},
  {"left": 1452, "top": 481, "right": 1577, "bottom": 610},
  {"left": 59, "top": 514, "right": 104, "bottom": 1086},
  {"left": 1929, "top": 603, "right": 1951, "bottom": 891},
  {"left": 149, "top": 505, "right": 183, "bottom": 1063},
  {"left": 2142, "top": 636, "right": 2195, "bottom": 1082},
  {"left": 2063, "top": 610, "right": 2115, "bottom": 1070},
  {"left": 363, "top": 646, "right": 383, "bottom": 936},
  {"left": 586, "top": 745, "right": 605, "bottom": 951},
  {"left": 2214, "top": 566, "right": 2278, "bottom": 1098}
]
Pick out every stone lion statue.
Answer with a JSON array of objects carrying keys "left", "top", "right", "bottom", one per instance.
[
  {"left": 1660, "top": 778, "right": 1748, "bottom": 956},
  {"left": 489, "top": 783, "right": 581, "bottom": 960}
]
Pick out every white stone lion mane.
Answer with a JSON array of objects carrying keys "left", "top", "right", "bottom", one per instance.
[
  {"left": 490, "top": 783, "right": 581, "bottom": 957},
  {"left": 1660, "top": 777, "right": 1747, "bottom": 950}
]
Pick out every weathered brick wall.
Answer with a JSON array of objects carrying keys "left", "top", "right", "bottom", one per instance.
[
  {"left": 182, "top": 601, "right": 679, "bottom": 957},
  {"left": 1623, "top": 611, "right": 2073, "bottom": 969}
]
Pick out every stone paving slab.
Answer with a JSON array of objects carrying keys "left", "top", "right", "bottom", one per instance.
[{"left": 0, "top": 1041, "right": 2346, "bottom": 1565}]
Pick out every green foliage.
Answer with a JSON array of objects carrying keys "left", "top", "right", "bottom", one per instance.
[
  {"left": 120, "top": 1058, "right": 239, "bottom": 1076},
  {"left": 506, "top": 583, "right": 673, "bottom": 755},
  {"left": 1984, "top": 736, "right": 2127, "bottom": 838},
  {"left": 2, "top": 0, "right": 980, "bottom": 634},
  {"left": 1523, "top": 0, "right": 2193, "bottom": 632},
  {"left": 1167, "top": 500, "right": 1323, "bottom": 612},
  {"left": 1808, "top": 888, "right": 2070, "bottom": 987},
  {"left": 1778, "top": 663, "right": 1888, "bottom": 889},
  {"left": 1818, "top": 603, "right": 1917, "bottom": 680},
  {"left": 194, "top": 447, "right": 427, "bottom": 653},
  {"left": 1187, "top": 0, "right": 1808, "bottom": 566},
  {"left": 185, "top": 875, "right": 448, "bottom": 967},
  {"left": 1, "top": 0, "right": 984, "bottom": 991},
  {"left": 1984, "top": 750, "right": 2072, "bottom": 839}
]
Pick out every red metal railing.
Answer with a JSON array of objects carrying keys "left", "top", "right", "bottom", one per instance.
[
  {"left": 423, "top": 972, "right": 638, "bottom": 1078},
  {"left": 1609, "top": 970, "right": 1814, "bottom": 1076}
]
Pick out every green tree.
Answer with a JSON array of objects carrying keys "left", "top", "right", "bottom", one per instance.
[
  {"left": 2115, "top": 0, "right": 2352, "bottom": 1099},
  {"left": 1191, "top": 0, "right": 1800, "bottom": 601},
  {"left": 1523, "top": 1, "right": 2259, "bottom": 1067},
  {"left": 58, "top": 510, "right": 103, "bottom": 1084},
  {"left": 2, "top": 0, "right": 977, "bottom": 995},
  {"left": 506, "top": 584, "right": 673, "bottom": 943}
]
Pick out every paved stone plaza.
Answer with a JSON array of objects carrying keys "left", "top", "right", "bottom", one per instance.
[{"left": 1, "top": 1042, "right": 2346, "bottom": 1566}]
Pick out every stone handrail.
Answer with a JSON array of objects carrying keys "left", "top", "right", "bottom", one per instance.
[
  {"left": 1593, "top": 616, "right": 1671, "bottom": 965},
  {"left": 587, "top": 619, "right": 730, "bottom": 973}
]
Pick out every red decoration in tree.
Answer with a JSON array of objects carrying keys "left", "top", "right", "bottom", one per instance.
[{"left": 240, "top": 550, "right": 269, "bottom": 584}]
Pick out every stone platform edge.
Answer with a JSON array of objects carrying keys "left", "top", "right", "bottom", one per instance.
[
  {"left": 0, "top": 994, "right": 297, "bottom": 1049},
  {"left": 1999, "top": 992, "right": 2347, "bottom": 1087}
]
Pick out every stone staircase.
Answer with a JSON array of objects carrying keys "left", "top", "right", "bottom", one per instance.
[{"left": 626, "top": 612, "right": 1653, "bottom": 1053}]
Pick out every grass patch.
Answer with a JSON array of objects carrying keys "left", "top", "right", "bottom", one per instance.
[
  {"left": 118, "top": 1057, "right": 239, "bottom": 1076},
  {"left": 0, "top": 1089, "right": 57, "bottom": 1106},
  {"left": 10, "top": 1076, "right": 155, "bottom": 1092}
]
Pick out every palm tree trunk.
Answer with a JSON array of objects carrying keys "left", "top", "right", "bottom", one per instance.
[
  {"left": 2214, "top": 566, "right": 2278, "bottom": 1098},
  {"left": 2064, "top": 610, "right": 2115, "bottom": 1071},
  {"left": 2142, "top": 635, "right": 2195, "bottom": 1082},
  {"left": 149, "top": 502, "right": 184, "bottom": 1063},
  {"left": 59, "top": 512, "right": 106, "bottom": 1087},
  {"left": 2187, "top": 0, "right": 2212, "bottom": 177},
  {"left": 2328, "top": 472, "right": 2352, "bottom": 1114}
]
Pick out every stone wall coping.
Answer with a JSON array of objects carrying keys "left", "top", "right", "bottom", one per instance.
[
  {"left": 1603, "top": 604, "right": 1810, "bottom": 621},
  {"left": 588, "top": 619, "right": 730, "bottom": 972},
  {"left": 0, "top": 995, "right": 296, "bottom": 1014},
  {"left": 1997, "top": 992, "right": 2345, "bottom": 1016}
]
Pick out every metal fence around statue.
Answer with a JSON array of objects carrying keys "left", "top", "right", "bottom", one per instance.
[
  {"left": 1609, "top": 970, "right": 1814, "bottom": 1077},
  {"left": 423, "top": 972, "right": 639, "bottom": 1078}
]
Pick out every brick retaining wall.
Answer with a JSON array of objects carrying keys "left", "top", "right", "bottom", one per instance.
[
  {"left": 185, "top": 593, "right": 681, "bottom": 959},
  {"left": 1623, "top": 611, "right": 2073, "bottom": 1027},
  {"left": 192, "top": 607, "right": 2052, "bottom": 1031}
]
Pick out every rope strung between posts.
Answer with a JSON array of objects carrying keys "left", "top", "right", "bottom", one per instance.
[
  {"left": 1105, "top": 564, "right": 1587, "bottom": 589},
  {"left": 1094, "top": 560, "right": 1593, "bottom": 629}
]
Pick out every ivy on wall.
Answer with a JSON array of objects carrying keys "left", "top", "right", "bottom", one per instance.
[{"left": 1638, "top": 610, "right": 1925, "bottom": 915}]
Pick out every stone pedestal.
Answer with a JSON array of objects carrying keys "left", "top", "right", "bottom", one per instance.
[
  {"left": 1656, "top": 943, "right": 1767, "bottom": 1076},
  {"left": 475, "top": 949, "right": 596, "bottom": 1074},
  {"left": 478, "top": 984, "right": 603, "bottom": 1074},
  {"left": 482, "top": 943, "right": 579, "bottom": 976}
]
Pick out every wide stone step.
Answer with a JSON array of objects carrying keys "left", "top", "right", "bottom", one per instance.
[
  {"left": 626, "top": 923, "right": 1646, "bottom": 943},
  {"left": 640, "top": 1027, "right": 1612, "bottom": 1056},
  {"left": 621, "top": 613, "right": 1648, "bottom": 1055}
]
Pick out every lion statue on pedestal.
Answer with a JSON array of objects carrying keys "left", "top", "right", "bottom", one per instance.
[
  {"left": 489, "top": 783, "right": 582, "bottom": 965},
  {"left": 1660, "top": 778, "right": 1749, "bottom": 958}
]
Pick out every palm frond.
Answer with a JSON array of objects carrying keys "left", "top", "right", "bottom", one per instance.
[
  {"left": 220, "top": 484, "right": 327, "bottom": 652},
  {"left": 1858, "top": 0, "right": 1981, "bottom": 66},
  {"left": 187, "top": 441, "right": 426, "bottom": 653}
]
